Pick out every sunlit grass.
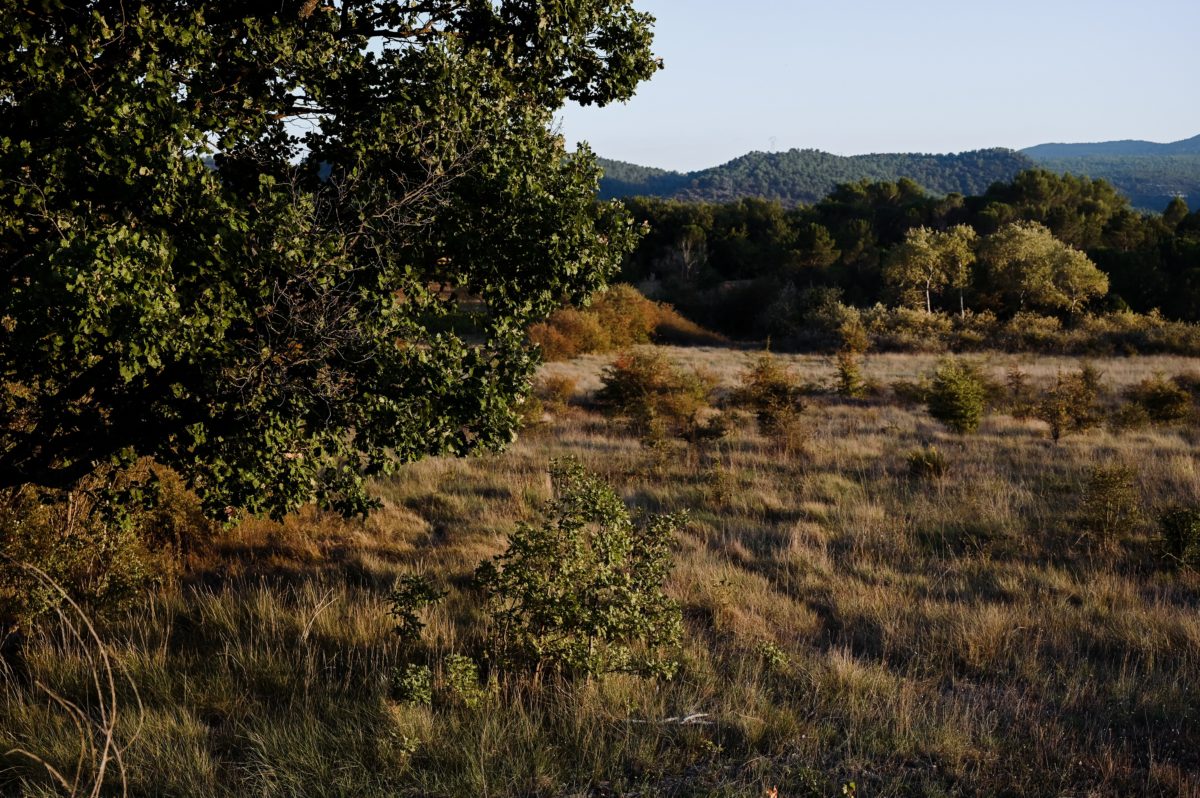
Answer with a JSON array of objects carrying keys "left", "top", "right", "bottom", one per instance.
[{"left": 3, "top": 347, "right": 1199, "bottom": 796}]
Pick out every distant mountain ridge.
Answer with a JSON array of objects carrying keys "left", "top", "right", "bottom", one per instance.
[
  {"left": 1019, "top": 134, "right": 1200, "bottom": 210},
  {"left": 1021, "top": 134, "right": 1200, "bottom": 159},
  {"left": 597, "top": 148, "right": 1034, "bottom": 206},
  {"left": 598, "top": 135, "right": 1200, "bottom": 211}
]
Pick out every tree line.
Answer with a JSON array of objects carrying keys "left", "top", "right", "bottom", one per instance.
[{"left": 619, "top": 170, "right": 1200, "bottom": 338}]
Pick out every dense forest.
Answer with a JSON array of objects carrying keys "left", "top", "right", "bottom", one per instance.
[
  {"left": 599, "top": 135, "right": 1200, "bottom": 211},
  {"left": 616, "top": 170, "right": 1200, "bottom": 340}
]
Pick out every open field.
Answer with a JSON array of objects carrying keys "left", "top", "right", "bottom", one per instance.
[{"left": 4, "top": 347, "right": 1200, "bottom": 797}]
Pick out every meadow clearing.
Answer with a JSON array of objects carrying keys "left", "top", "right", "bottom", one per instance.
[{"left": 3, "top": 346, "right": 1199, "bottom": 797}]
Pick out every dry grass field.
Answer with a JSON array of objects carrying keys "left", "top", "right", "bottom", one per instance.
[{"left": 4, "top": 347, "right": 1200, "bottom": 797}]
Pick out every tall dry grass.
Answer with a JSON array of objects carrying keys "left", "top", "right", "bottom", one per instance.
[{"left": 3, "top": 347, "right": 1200, "bottom": 796}]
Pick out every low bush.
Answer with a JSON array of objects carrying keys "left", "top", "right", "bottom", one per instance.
[
  {"left": 926, "top": 358, "right": 988, "bottom": 434},
  {"left": 389, "top": 574, "right": 446, "bottom": 644},
  {"left": 891, "top": 377, "right": 931, "bottom": 406},
  {"left": 1125, "top": 375, "right": 1192, "bottom": 424},
  {"left": 1005, "top": 365, "right": 1035, "bottom": 419},
  {"left": 1159, "top": 506, "right": 1200, "bottom": 566},
  {"left": 529, "top": 285, "right": 723, "bottom": 361},
  {"left": 596, "top": 349, "right": 714, "bottom": 440},
  {"left": 1078, "top": 465, "right": 1140, "bottom": 546},
  {"left": 1108, "top": 401, "right": 1152, "bottom": 432},
  {"left": 736, "top": 352, "right": 809, "bottom": 452},
  {"left": 0, "top": 462, "right": 211, "bottom": 630},
  {"left": 475, "top": 460, "right": 683, "bottom": 679},
  {"left": 907, "top": 446, "right": 949, "bottom": 480},
  {"left": 535, "top": 374, "right": 577, "bottom": 414},
  {"left": 1001, "top": 312, "right": 1063, "bottom": 351},
  {"left": 862, "top": 304, "right": 954, "bottom": 352},
  {"left": 833, "top": 350, "right": 868, "bottom": 398},
  {"left": 1035, "top": 368, "right": 1104, "bottom": 442}
]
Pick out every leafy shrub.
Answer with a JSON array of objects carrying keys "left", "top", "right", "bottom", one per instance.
[
  {"left": 1159, "top": 507, "right": 1200, "bottom": 566},
  {"left": 443, "top": 654, "right": 491, "bottom": 709},
  {"left": 1170, "top": 371, "right": 1200, "bottom": 397},
  {"left": 951, "top": 310, "right": 1000, "bottom": 350},
  {"left": 907, "top": 446, "right": 949, "bottom": 480},
  {"left": 1001, "top": 312, "right": 1063, "bottom": 351},
  {"left": 862, "top": 304, "right": 954, "bottom": 352},
  {"left": 737, "top": 353, "right": 806, "bottom": 426},
  {"left": 890, "top": 377, "right": 931, "bottom": 406},
  {"left": 529, "top": 307, "right": 610, "bottom": 361},
  {"left": 926, "top": 358, "right": 988, "bottom": 434},
  {"left": 1125, "top": 375, "right": 1192, "bottom": 424},
  {"left": 1078, "top": 465, "right": 1140, "bottom": 546},
  {"left": 596, "top": 349, "right": 713, "bottom": 440},
  {"left": 391, "top": 664, "right": 433, "bottom": 706},
  {"left": 388, "top": 574, "right": 446, "bottom": 644},
  {"left": 475, "top": 459, "right": 683, "bottom": 679},
  {"left": 1108, "top": 401, "right": 1152, "bottom": 432},
  {"left": 1035, "top": 368, "right": 1104, "bottom": 442},
  {"left": 1005, "top": 365, "right": 1035, "bottom": 419},
  {"left": 702, "top": 461, "right": 735, "bottom": 506},
  {"left": 834, "top": 350, "right": 868, "bottom": 398}
]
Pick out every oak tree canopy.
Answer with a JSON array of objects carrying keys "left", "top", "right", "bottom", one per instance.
[{"left": 0, "top": 1, "right": 658, "bottom": 517}]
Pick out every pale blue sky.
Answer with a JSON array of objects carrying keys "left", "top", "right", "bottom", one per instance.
[{"left": 558, "top": 0, "right": 1200, "bottom": 172}]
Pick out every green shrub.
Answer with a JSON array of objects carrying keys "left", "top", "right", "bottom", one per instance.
[
  {"left": 926, "top": 358, "right": 987, "bottom": 434},
  {"left": 1159, "top": 507, "right": 1200, "bottom": 566},
  {"left": 1005, "top": 365, "right": 1035, "bottom": 419},
  {"left": 475, "top": 459, "right": 683, "bottom": 680},
  {"left": 907, "top": 446, "right": 949, "bottom": 480},
  {"left": 1078, "top": 465, "right": 1140, "bottom": 546},
  {"left": 1001, "top": 312, "right": 1063, "bottom": 351},
  {"left": 890, "top": 377, "right": 931, "bottom": 406},
  {"left": 1125, "top": 375, "right": 1192, "bottom": 424},
  {"left": 442, "top": 654, "right": 491, "bottom": 709},
  {"left": 862, "top": 304, "right": 953, "bottom": 352},
  {"left": 1108, "top": 401, "right": 1152, "bottom": 433},
  {"left": 391, "top": 664, "right": 433, "bottom": 706},
  {"left": 834, "top": 350, "right": 868, "bottom": 398},
  {"left": 596, "top": 349, "right": 713, "bottom": 440},
  {"left": 736, "top": 352, "right": 807, "bottom": 448},
  {"left": 1035, "top": 368, "right": 1104, "bottom": 442},
  {"left": 388, "top": 574, "right": 446, "bottom": 644}
]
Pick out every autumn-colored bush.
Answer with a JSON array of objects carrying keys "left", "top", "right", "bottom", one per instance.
[
  {"left": 530, "top": 285, "right": 723, "bottom": 361},
  {"left": 0, "top": 462, "right": 212, "bottom": 628},
  {"left": 1125, "top": 375, "right": 1192, "bottom": 424}
]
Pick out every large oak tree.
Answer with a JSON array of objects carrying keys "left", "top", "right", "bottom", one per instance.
[{"left": 0, "top": 1, "right": 658, "bottom": 517}]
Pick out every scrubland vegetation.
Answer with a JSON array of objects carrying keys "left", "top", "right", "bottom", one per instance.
[
  {"left": 5, "top": 5, "right": 1200, "bottom": 798},
  {"left": 5, "top": 345, "right": 1200, "bottom": 797}
]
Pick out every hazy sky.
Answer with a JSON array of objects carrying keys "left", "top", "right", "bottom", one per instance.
[{"left": 557, "top": 0, "right": 1200, "bottom": 172}]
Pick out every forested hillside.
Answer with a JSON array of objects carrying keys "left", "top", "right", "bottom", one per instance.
[{"left": 597, "top": 148, "right": 1035, "bottom": 204}]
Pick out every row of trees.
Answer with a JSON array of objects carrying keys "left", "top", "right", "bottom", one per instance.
[
  {"left": 884, "top": 221, "right": 1107, "bottom": 316},
  {"left": 620, "top": 171, "right": 1200, "bottom": 336}
]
